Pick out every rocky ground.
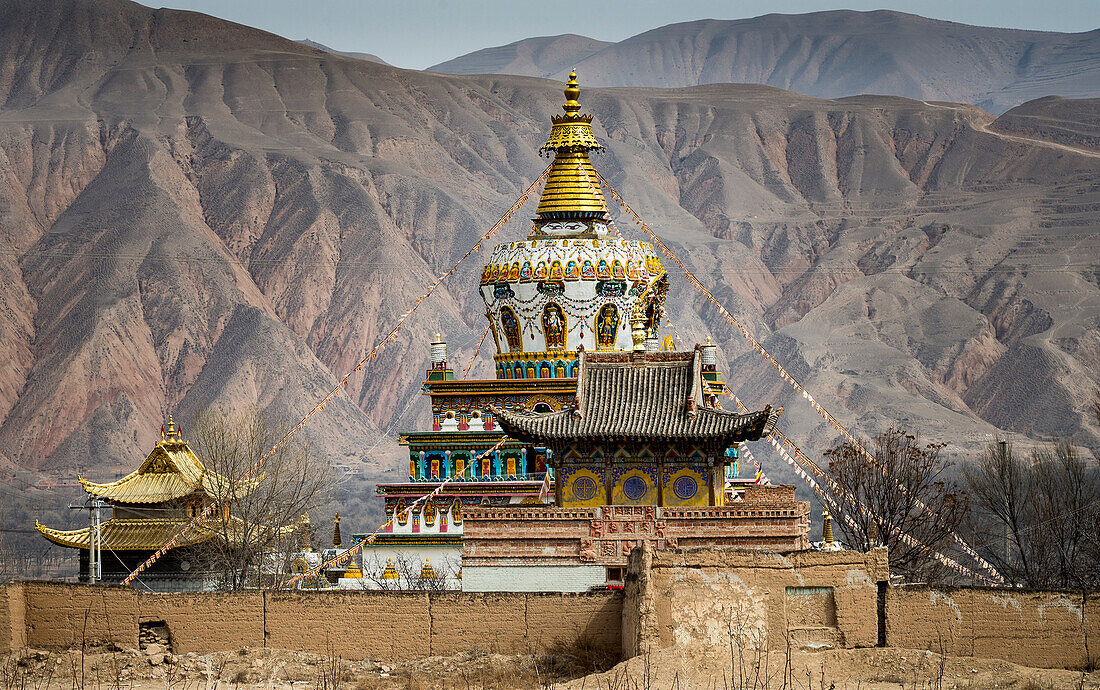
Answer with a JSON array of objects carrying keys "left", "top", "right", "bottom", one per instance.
[{"left": 2, "top": 643, "right": 1098, "bottom": 689}]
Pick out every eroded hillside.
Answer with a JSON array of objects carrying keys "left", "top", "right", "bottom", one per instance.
[{"left": 0, "top": 0, "right": 1096, "bottom": 525}]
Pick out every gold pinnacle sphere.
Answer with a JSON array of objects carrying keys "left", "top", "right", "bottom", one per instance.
[{"left": 563, "top": 69, "right": 581, "bottom": 115}]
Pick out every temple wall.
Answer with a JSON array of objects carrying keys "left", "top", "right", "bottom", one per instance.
[
  {"left": 6, "top": 554, "right": 1100, "bottom": 670},
  {"left": 0, "top": 583, "right": 620, "bottom": 661},
  {"left": 0, "top": 582, "right": 24, "bottom": 654},
  {"left": 463, "top": 565, "right": 607, "bottom": 592},
  {"left": 885, "top": 585, "right": 1100, "bottom": 669},
  {"left": 622, "top": 545, "right": 1100, "bottom": 669}
]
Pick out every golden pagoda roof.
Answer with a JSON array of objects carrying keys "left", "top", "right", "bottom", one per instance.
[
  {"left": 534, "top": 71, "right": 609, "bottom": 221},
  {"left": 35, "top": 518, "right": 219, "bottom": 550},
  {"left": 35, "top": 513, "right": 309, "bottom": 551},
  {"left": 79, "top": 421, "right": 249, "bottom": 504}
]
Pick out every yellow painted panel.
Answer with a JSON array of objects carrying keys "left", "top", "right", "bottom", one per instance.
[
  {"left": 611, "top": 467, "right": 657, "bottom": 505},
  {"left": 561, "top": 467, "right": 606, "bottom": 508},
  {"left": 662, "top": 466, "right": 711, "bottom": 507}
]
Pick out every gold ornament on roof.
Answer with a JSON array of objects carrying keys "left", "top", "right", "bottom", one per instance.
[{"left": 534, "top": 70, "right": 609, "bottom": 222}]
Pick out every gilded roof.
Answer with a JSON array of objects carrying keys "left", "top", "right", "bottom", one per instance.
[
  {"left": 535, "top": 151, "right": 609, "bottom": 217},
  {"left": 80, "top": 438, "right": 245, "bottom": 504},
  {"left": 35, "top": 518, "right": 219, "bottom": 550},
  {"left": 36, "top": 514, "right": 308, "bottom": 551},
  {"left": 495, "top": 349, "right": 778, "bottom": 444}
]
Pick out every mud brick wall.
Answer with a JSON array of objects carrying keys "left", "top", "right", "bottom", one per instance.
[
  {"left": 20, "top": 582, "right": 140, "bottom": 649},
  {"left": 1, "top": 582, "right": 24, "bottom": 654},
  {"left": 886, "top": 585, "right": 1100, "bottom": 669},
  {"left": 623, "top": 545, "right": 889, "bottom": 657},
  {"left": 1, "top": 583, "right": 621, "bottom": 661},
  {"left": 145, "top": 591, "right": 265, "bottom": 652}
]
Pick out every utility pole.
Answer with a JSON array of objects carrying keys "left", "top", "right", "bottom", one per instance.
[
  {"left": 70, "top": 499, "right": 104, "bottom": 583},
  {"left": 90, "top": 498, "right": 102, "bottom": 584}
]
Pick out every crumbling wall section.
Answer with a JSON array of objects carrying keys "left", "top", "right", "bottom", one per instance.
[
  {"left": 624, "top": 545, "right": 889, "bottom": 655},
  {"left": 0, "top": 583, "right": 25, "bottom": 654}
]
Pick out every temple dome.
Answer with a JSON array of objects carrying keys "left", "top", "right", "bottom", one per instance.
[
  {"left": 534, "top": 71, "right": 609, "bottom": 222},
  {"left": 479, "top": 72, "right": 668, "bottom": 379}
]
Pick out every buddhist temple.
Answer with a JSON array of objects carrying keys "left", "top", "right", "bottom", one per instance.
[
  {"left": 35, "top": 418, "right": 263, "bottom": 591},
  {"left": 356, "top": 73, "right": 679, "bottom": 583},
  {"left": 365, "top": 73, "right": 810, "bottom": 592}
]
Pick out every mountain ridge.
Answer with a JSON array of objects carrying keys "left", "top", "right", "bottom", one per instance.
[
  {"left": 430, "top": 10, "right": 1100, "bottom": 113},
  {"left": 0, "top": 0, "right": 1097, "bottom": 536}
]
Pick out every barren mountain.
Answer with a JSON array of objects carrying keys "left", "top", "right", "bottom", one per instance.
[
  {"left": 0, "top": 0, "right": 1097, "bottom": 535},
  {"left": 296, "top": 39, "right": 388, "bottom": 65},
  {"left": 430, "top": 11, "right": 1100, "bottom": 113}
]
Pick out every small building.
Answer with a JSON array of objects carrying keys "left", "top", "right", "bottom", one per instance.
[{"left": 35, "top": 418, "right": 303, "bottom": 591}]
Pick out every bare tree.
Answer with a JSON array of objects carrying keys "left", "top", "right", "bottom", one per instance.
[
  {"left": 825, "top": 426, "right": 968, "bottom": 581},
  {"left": 966, "top": 439, "right": 1100, "bottom": 589},
  {"left": 188, "top": 406, "right": 334, "bottom": 590}
]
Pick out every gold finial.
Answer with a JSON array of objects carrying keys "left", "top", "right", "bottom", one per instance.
[
  {"left": 631, "top": 311, "right": 647, "bottom": 351},
  {"left": 166, "top": 415, "right": 176, "bottom": 441},
  {"left": 534, "top": 69, "right": 608, "bottom": 225},
  {"left": 822, "top": 509, "right": 835, "bottom": 544},
  {"left": 332, "top": 512, "right": 342, "bottom": 548},
  {"left": 563, "top": 69, "right": 581, "bottom": 116}
]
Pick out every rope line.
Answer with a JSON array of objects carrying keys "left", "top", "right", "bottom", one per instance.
[
  {"left": 120, "top": 165, "right": 552, "bottom": 586},
  {"left": 461, "top": 327, "right": 491, "bottom": 379},
  {"left": 595, "top": 170, "right": 1001, "bottom": 584}
]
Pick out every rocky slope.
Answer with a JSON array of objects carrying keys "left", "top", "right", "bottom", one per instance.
[
  {"left": 430, "top": 10, "right": 1100, "bottom": 113},
  {"left": 0, "top": 0, "right": 1097, "bottom": 532}
]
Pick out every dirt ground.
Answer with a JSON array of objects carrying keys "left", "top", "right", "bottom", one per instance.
[{"left": 2, "top": 643, "right": 1098, "bottom": 689}]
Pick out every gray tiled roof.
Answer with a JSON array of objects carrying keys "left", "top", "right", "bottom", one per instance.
[{"left": 494, "top": 349, "right": 777, "bottom": 444}]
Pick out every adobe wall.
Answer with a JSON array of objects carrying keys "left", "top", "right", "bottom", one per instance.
[
  {"left": 0, "top": 583, "right": 621, "bottom": 661},
  {"left": 622, "top": 544, "right": 889, "bottom": 657},
  {"left": 886, "top": 585, "right": 1100, "bottom": 669},
  {"left": 0, "top": 582, "right": 24, "bottom": 654}
]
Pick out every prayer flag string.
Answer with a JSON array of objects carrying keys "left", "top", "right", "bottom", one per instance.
[
  {"left": 595, "top": 169, "right": 1001, "bottom": 584},
  {"left": 121, "top": 165, "right": 552, "bottom": 586},
  {"left": 461, "top": 326, "right": 491, "bottom": 379}
]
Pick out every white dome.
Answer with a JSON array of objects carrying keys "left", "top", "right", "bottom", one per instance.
[{"left": 479, "top": 234, "right": 668, "bottom": 377}]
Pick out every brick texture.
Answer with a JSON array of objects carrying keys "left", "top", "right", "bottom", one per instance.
[
  {"left": 887, "top": 585, "right": 1098, "bottom": 669},
  {"left": 2, "top": 583, "right": 620, "bottom": 661}
]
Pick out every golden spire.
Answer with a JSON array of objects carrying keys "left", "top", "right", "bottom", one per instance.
[
  {"left": 332, "top": 512, "right": 342, "bottom": 548},
  {"left": 822, "top": 509, "right": 834, "bottom": 544},
  {"left": 534, "top": 70, "right": 609, "bottom": 226}
]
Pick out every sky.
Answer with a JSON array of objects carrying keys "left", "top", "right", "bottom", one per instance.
[{"left": 142, "top": 0, "right": 1098, "bottom": 70}]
